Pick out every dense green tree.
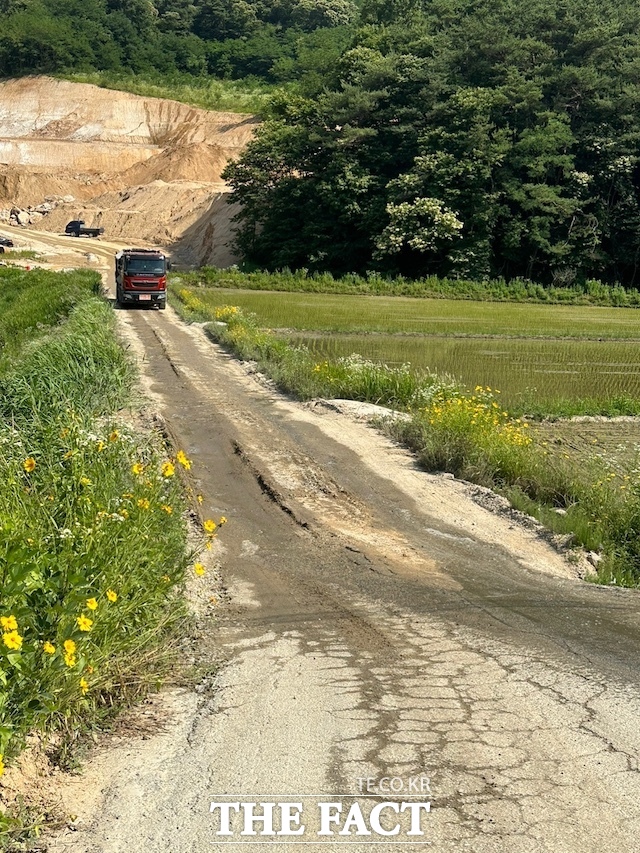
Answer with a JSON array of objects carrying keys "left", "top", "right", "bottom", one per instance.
[{"left": 225, "top": 0, "right": 640, "bottom": 285}]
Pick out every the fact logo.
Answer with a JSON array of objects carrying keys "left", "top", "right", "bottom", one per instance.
[{"left": 210, "top": 780, "right": 432, "bottom": 840}]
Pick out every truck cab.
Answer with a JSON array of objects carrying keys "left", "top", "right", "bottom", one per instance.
[{"left": 115, "top": 248, "right": 169, "bottom": 309}]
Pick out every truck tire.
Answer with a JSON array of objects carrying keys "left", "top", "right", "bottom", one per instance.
[{"left": 159, "top": 301, "right": 166, "bottom": 310}]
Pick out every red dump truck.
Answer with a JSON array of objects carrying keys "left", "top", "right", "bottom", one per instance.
[{"left": 115, "top": 248, "right": 169, "bottom": 309}]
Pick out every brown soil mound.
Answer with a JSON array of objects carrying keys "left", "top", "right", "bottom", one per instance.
[
  {"left": 0, "top": 76, "right": 259, "bottom": 266},
  {"left": 123, "top": 142, "right": 234, "bottom": 185}
]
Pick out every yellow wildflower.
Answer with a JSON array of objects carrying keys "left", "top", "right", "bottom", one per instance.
[
  {"left": 80, "top": 476, "right": 92, "bottom": 486},
  {"left": 77, "top": 615, "right": 93, "bottom": 632},
  {"left": 64, "top": 639, "right": 76, "bottom": 654},
  {"left": 0, "top": 616, "right": 17, "bottom": 632},
  {"left": 86, "top": 598, "right": 98, "bottom": 611},
  {"left": 3, "top": 631, "right": 23, "bottom": 650},
  {"left": 219, "top": 516, "right": 228, "bottom": 525},
  {"left": 0, "top": 755, "right": 4, "bottom": 776},
  {"left": 23, "top": 457, "right": 36, "bottom": 473},
  {"left": 43, "top": 641, "right": 55, "bottom": 655},
  {"left": 80, "top": 677, "right": 89, "bottom": 695},
  {"left": 196, "top": 494, "right": 203, "bottom": 504},
  {"left": 194, "top": 562, "right": 206, "bottom": 577},
  {"left": 131, "top": 462, "right": 144, "bottom": 476},
  {"left": 176, "top": 450, "right": 192, "bottom": 470},
  {"left": 137, "top": 498, "right": 150, "bottom": 510},
  {"left": 109, "top": 429, "right": 120, "bottom": 442},
  {"left": 161, "top": 574, "right": 171, "bottom": 582},
  {"left": 203, "top": 519, "right": 216, "bottom": 533},
  {"left": 161, "top": 461, "right": 176, "bottom": 478},
  {"left": 86, "top": 664, "right": 94, "bottom": 674},
  {"left": 97, "top": 440, "right": 106, "bottom": 452},
  {"left": 64, "top": 653, "right": 77, "bottom": 668},
  {"left": 106, "top": 589, "right": 118, "bottom": 603},
  {"left": 161, "top": 504, "right": 173, "bottom": 514}
]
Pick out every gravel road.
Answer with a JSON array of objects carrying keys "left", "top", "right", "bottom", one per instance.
[{"left": 43, "top": 290, "right": 640, "bottom": 853}]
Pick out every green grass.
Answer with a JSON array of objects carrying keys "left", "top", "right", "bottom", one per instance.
[
  {"left": 61, "top": 70, "right": 276, "bottom": 115},
  {"left": 1, "top": 251, "right": 38, "bottom": 261},
  {"left": 171, "top": 284, "right": 640, "bottom": 413},
  {"left": 170, "top": 282, "right": 640, "bottom": 338},
  {"left": 287, "top": 333, "right": 640, "bottom": 414},
  {"left": 178, "top": 265, "right": 640, "bottom": 307},
  {"left": 0, "top": 268, "right": 216, "bottom": 845}
]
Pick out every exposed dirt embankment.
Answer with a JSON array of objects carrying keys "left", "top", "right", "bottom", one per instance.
[{"left": 0, "top": 76, "right": 258, "bottom": 266}]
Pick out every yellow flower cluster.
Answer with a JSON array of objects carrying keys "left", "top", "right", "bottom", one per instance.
[
  {"left": 214, "top": 305, "right": 240, "bottom": 323},
  {"left": 1, "top": 615, "right": 22, "bottom": 650},
  {"left": 424, "top": 389, "right": 532, "bottom": 448},
  {"left": 176, "top": 450, "right": 191, "bottom": 470},
  {"left": 179, "top": 289, "right": 207, "bottom": 313},
  {"left": 64, "top": 638, "right": 77, "bottom": 668}
]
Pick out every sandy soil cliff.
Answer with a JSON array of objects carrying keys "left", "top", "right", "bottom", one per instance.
[{"left": 0, "top": 76, "right": 259, "bottom": 266}]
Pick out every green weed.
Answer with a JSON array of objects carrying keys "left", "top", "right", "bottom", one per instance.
[
  {"left": 61, "top": 71, "right": 275, "bottom": 115},
  {"left": 0, "top": 268, "right": 219, "bottom": 844},
  {"left": 177, "top": 266, "right": 640, "bottom": 308}
]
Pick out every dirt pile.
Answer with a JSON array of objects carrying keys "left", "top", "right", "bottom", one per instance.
[{"left": 0, "top": 77, "right": 259, "bottom": 266}]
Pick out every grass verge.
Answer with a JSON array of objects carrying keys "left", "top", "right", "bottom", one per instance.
[
  {"left": 175, "top": 266, "right": 640, "bottom": 307},
  {"left": 60, "top": 70, "right": 276, "bottom": 115},
  {"left": 0, "top": 268, "right": 215, "bottom": 845},
  {"left": 171, "top": 294, "right": 640, "bottom": 588}
]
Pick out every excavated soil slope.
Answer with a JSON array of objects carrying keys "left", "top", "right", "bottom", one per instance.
[{"left": 0, "top": 76, "right": 259, "bottom": 266}]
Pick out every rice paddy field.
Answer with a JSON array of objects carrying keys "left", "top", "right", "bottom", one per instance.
[{"left": 172, "top": 286, "right": 640, "bottom": 410}]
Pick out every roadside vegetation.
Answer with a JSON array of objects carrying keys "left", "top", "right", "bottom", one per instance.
[
  {"left": 170, "top": 279, "right": 640, "bottom": 413},
  {"left": 177, "top": 267, "right": 640, "bottom": 308},
  {"left": 172, "top": 292, "right": 640, "bottom": 588},
  {"left": 0, "top": 268, "right": 214, "bottom": 845}
]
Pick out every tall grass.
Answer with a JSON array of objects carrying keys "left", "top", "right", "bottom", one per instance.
[
  {"left": 0, "top": 269, "right": 218, "bottom": 845},
  {"left": 178, "top": 266, "right": 640, "bottom": 307},
  {"left": 61, "top": 70, "right": 275, "bottom": 115}
]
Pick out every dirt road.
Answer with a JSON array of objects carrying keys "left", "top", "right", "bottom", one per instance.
[{"left": 3, "top": 234, "right": 637, "bottom": 851}]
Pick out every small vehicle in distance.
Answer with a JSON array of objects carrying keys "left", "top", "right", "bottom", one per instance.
[
  {"left": 115, "top": 248, "right": 170, "bottom": 310},
  {"left": 65, "top": 220, "right": 104, "bottom": 238},
  {"left": 0, "top": 236, "right": 14, "bottom": 248}
]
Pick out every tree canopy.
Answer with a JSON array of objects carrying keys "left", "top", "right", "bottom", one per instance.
[
  {"left": 3, "top": 0, "right": 640, "bottom": 284},
  {"left": 225, "top": 0, "right": 640, "bottom": 285},
  {"left": 0, "top": 0, "right": 356, "bottom": 81}
]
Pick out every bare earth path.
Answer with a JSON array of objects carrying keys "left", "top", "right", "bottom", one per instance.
[{"left": 36, "top": 262, "right": 640, "bottom": 853}]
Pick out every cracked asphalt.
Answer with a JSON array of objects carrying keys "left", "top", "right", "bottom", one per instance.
[{"left": 42, "top": 276, "right": 640, "bottom": 853}]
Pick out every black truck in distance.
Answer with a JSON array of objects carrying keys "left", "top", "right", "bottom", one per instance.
[
  {"left": 115, "top": 248, "right": 169, "bottom": 309},
  {"left": 65, "top": 220, "right": 104, "bottom": 238}
]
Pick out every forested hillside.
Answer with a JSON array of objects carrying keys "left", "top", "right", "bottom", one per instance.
[
  {"left": 0, "top": 0, "right": 356, "bottom": 87},
  {"left": 224, "top": 0, "right": 640, "bottom": 285},
  {"left": 3, "top": 0, "right": 640, "bottom": 285}
]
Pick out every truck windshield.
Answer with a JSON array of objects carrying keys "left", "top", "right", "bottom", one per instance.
[{"left": 125, "top": 258, "right": 165, "bottom": 275}]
